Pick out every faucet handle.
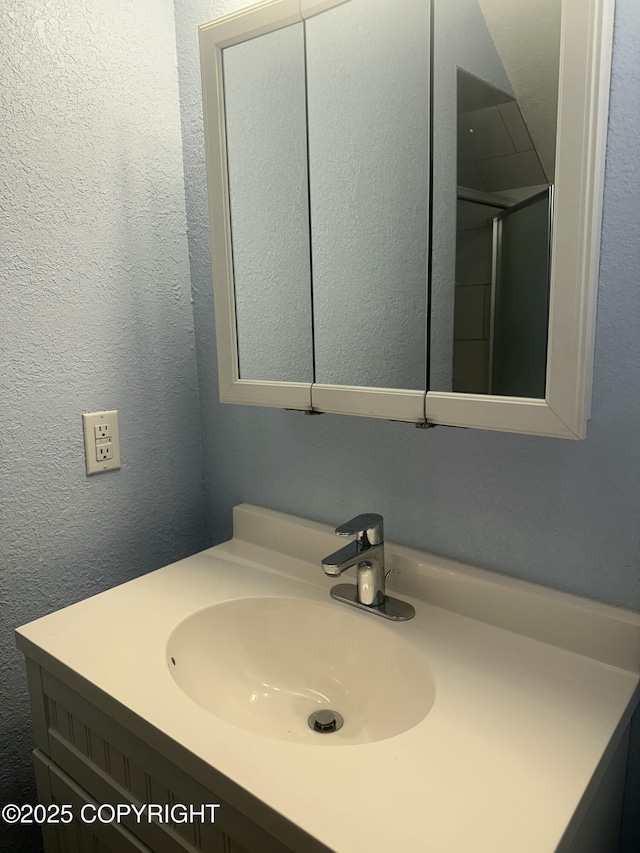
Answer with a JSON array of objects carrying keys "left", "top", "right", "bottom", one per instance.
[{"left": 335, "top": 514, "right": 384, "bottom": 546}]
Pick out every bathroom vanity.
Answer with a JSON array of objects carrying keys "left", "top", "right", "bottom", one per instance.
[{"left": 16, "top": 505, "right": 640, "bottom": 852}]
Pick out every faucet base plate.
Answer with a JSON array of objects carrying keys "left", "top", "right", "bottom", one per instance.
[{"left": 330, "top": 584, "right": 415, "bottom": 621}]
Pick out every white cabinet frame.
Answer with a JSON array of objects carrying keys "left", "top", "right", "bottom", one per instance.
[
  {"left": 200, "top": 0, "right": 615, "bottom": 437},
  {"left": 199, "top": 0, "right": 312, "bottom": 411}
]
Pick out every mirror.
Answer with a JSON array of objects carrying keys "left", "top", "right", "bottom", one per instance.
[
  {"left": 429, "top": 0, "right": 560, "bottom": 398},
  {"left": 306, "top": 0, "right": 429, "bottom": 390},
  {"left": 222, "top": 23, "right": 313, "bottom": 383},
  {"left": 200, "top": 0, "right": 613, "bottom": 437}
]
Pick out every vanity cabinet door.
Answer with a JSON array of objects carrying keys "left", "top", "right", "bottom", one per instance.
[
  {"left": 26, "top": 662, "right": 310, "bottom": 853},
  {"left": 34, "top": 750, "right": 151, "bottom": 853}
]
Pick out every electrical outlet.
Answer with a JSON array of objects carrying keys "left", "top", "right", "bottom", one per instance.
[
  {"left": 83, "top": 410, "right": 121, "bottom": 475},
  {"left": 96, "top": 439, "right": 113, "bottom": 461}
]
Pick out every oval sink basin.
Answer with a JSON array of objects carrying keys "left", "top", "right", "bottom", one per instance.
[{"left": 167, "top": 596, "right": 435, "bottom": 744}]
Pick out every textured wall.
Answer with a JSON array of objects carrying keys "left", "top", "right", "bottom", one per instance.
[
  {"left": 175, "top": 0, "right": 640, "bottom": 849},
  {"left": 0, "top": 2, "right": 208, "bottom": 851}
]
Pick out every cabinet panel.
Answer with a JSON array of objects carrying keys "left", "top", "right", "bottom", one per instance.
[
  {"left": 34, "top": 750, "right": 152, "bottom": 853},
  {"left": 27, "top": 663, "right": 303, "bottom": 853}
]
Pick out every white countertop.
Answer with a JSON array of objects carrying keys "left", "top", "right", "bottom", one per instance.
[{"left": 16, "top": 505, "right": 640, "bottom": 853}]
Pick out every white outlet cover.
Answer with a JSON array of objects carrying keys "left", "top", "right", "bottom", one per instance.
[{"left": 83, "top": 410, "right": 121, "bottom": 475}]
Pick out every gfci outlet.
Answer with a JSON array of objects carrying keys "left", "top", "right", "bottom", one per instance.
[
  {"left": 96, "top": 439, "right": 113, "bottom": 461},
  {"left": 83, "top": 410, "right": 121, "bottom": 475}
]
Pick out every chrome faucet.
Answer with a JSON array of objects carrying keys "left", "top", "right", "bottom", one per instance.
[{"left": 321, "top": 514, "right": 415, "bottom": 621}]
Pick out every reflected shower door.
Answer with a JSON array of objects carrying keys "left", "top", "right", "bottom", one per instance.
[{"left": 490, "top": 188, "right": 552, "bottom": 398}]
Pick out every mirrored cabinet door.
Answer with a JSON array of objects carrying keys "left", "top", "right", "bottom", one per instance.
[
  {"left": 223, "top": 24, "right": 313, "bottom": 384},
  {"left": 199, "top": 2, "right": 314, "bottom": 410},
  {"left": 305, "top": 0, "right": 430, "bottom": 392},
  {"left": 426, "top": 0, "right": 612, "bottom": 437},
  {"left": 429, "top": 0, "right": 559, "bottom": 400}
]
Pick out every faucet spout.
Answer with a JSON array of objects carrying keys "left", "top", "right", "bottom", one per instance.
[
  {"left": 322, "top": 537, "right": 385, "bottom": 606},
  {"left": 321, "top": 540, "right": 373, "bottom": 577}
]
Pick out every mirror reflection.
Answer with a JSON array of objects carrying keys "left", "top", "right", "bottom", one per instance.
[
  {"left": 223, "top": 24, "right": 313, "bottom": 383},
  {"left": 453, "top": 70, "right": 553, "bottom": 395},
  {"left": 432, "top": 0, "right": 560, "bottom": 397},
  {"left": 220, "top": 0, "right": 562, "bottom": 399},
  {"left": 306, "top": 0, "right": 430, "bottom": 390}
]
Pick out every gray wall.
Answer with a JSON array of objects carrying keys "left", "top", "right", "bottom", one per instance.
[
  {"left": 1, "top": 2, "right": 208, "bottom": 851},
  {"left": 175, "top": 0, "right": 640, "bottom": 850}
]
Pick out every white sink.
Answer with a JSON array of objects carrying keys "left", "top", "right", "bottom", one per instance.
[{"left": 166, "top": 596, "right": 435, "bottom": 744}]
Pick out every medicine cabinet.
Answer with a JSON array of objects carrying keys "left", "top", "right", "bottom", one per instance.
[{"left": 199, "top": 0, "right": 614, "bottom": 438}]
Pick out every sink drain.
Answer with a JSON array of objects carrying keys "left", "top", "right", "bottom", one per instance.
[{"left": 308, "top": 709, "right": 344, "bottom": 733}]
